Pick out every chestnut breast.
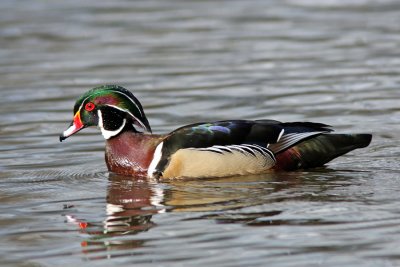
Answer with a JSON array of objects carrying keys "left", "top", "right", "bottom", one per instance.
[{"left": 105, "top": 131, "right": 162, "bottom": 177}]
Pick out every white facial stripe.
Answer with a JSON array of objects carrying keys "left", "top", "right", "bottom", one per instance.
[
  {"left": 105, "top": 104, "right": 149, "bottom": 132},
  {"left": 77, "top": 95, "right": 91, "bottom": 114},
  {"left": 111, "top": 90, "right": 144, "bottom": 117},
  {"left": 97, "top": 110, "right": 127, "bottom": 139},
  {"left": 78, "top": 88, "right": 143, "bottom": 117},
  {"left": 98, "top": 109, "right": 103, "bottom": 128},
  {"left": 147, "top": 142, "right": 164, "bottom": 178}
]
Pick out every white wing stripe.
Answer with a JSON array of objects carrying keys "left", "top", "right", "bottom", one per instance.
[
  {"left": 277, "top": 129, "right": 285, "bottom": 142},
  {"left": 269, "top": 131, "right": 323, "bottom": 153}
]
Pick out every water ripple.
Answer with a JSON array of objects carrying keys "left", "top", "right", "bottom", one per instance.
[{"left": 1, "top": 0, "right": 400, "bottom": 266}]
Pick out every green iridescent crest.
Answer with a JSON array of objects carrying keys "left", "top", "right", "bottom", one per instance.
[{"left": 74, "top": 85, "right": 151, "bottom": 132}]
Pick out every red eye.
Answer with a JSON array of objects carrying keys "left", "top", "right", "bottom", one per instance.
[{"left": 85, "top": 102, "right": 95, "bottom": 111}]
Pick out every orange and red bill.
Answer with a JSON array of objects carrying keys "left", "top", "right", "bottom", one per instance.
[{"left": 60, "top": 111, "right": 85, "bottom": 142}]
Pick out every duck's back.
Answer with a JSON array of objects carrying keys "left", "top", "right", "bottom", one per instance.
[{"left": 149, "top": 120, "right": 371, "bottom": 178}]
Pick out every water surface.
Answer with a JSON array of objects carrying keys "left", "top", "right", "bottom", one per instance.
[{"left": 1, "top": 0, "right": 400, "bottom": 266}]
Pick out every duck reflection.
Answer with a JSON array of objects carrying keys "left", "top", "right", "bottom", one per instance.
[
  {"left": 74, "top": 170, "right": 324, "bottom": 259},
  {"left": 164, "top": 172, "right": 304, "bottom": 212},
  {"left": 104, "top": 174, "right": 165, "bottom": 234},
  {"left": 70, "top": 174, "right": 165, "bottom": 258}
]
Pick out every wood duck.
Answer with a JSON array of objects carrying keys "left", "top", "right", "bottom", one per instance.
[{"left": 60, "top": 85, "right": 372, "bottom": 179}]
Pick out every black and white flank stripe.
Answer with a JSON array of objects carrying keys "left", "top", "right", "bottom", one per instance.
[{"left": 194, "top": 144, "right": 276, "bottom": 163}]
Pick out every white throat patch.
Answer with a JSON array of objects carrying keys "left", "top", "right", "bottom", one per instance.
[{"left": 97, "top": 110, "right": 126, "bottom": 139}]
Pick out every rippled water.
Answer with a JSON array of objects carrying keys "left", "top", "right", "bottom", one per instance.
[{"left": 1, "top": 0, "right": 400, "bottom": 266}]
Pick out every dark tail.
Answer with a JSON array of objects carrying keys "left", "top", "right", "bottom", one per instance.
[{"left": 274, "top": 133, "right": 372, "bottom": 171}]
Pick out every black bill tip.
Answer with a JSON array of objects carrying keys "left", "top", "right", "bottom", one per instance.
[{"left": 59, "top": 134, "right": 66, "bottom": 142}]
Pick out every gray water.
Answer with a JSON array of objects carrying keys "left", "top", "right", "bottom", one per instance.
[{"left": 1, "top": 0, "right": 400, "bottom": 266}]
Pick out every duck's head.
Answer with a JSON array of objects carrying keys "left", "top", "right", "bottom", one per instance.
[{"left": 60, "top": 85, "right": 151, "bottom": 141}]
